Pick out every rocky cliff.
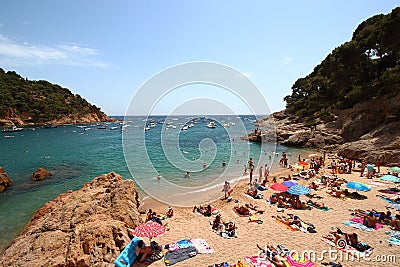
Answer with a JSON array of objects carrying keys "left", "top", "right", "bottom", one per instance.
[
  {"left": 251, "top": 92, "right": 400, "bottom": 166},
  {"left": 0, "top": 107, "right": 112, "bottom": 127},
  {"left": 0, "top": 167, "right": 12, "bottom": 192},
  {"left": 0, "top": 172, "right": 142, "bottom": 267}
]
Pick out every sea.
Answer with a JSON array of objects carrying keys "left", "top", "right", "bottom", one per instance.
[{"left": 0, "top": 115, "right": 313, "bottom": 252}]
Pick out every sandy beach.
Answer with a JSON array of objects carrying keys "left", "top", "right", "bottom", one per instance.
[{"left": 137, "top": 155, "right": 399, "bottom": 267}]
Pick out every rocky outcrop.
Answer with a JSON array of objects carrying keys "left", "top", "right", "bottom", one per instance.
[
  {"left": 0, "top": 172, "right": 142, "bottom": 266},
  {"left": 32, "top": 168, "right": 52, "bottom": 181},
  {"left": 0, "top": 167, "right": 12, "bottom": 192},
  {"left": 0, "top": 109, "right": 113, "bottom": 127},
  {"left": 251, "top": 94, "right": 400, "bottom": 166}
]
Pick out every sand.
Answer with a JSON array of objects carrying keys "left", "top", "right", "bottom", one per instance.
[{"left": 136, "top": 159, "right": 399, "bottom": 267}]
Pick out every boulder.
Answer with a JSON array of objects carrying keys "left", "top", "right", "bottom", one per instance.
[
  {"left": 32, "top": 168, "right": 52, "bottom": 181},
  {"left": 0, "top": 172, "right": 142, "bottom": 266},
  {"left": 0, "top": 167, "right": 12, "bottom": 192}
]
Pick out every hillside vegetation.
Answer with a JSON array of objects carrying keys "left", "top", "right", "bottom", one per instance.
[
  {"left": 0, "top": 68, "right": 108, "bottom": 125},
  {"left": 284, "top": 7, "right": 400, "bottom": 123}
]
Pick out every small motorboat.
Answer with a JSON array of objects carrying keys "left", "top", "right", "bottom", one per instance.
[{"left": 2, "top": 126, "right": 23, "bottom": 132}]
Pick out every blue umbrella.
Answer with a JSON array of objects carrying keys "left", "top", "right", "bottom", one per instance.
[
  {"left": 380, "top": 175, "right": 400, "bottom": 183},
  {"left": 346, "top": 181, "right": 370, "bottom": 192},
  {"left": 282, "top": 180, "right": 298, "bottom": 187},
  {"left": 288, "top": 185, "right": 311, "bottom": 195}
]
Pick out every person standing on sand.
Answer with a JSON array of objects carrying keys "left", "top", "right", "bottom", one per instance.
[
  {"left": 264, "top": 164, "right": 269, "bottom": 178},
  {"left": 360, "top": 160, "right": 366, "bottom": 177},
  {"left": 259, "top": 166, "right": 263, "bottom": 179},
  {"left": 248, "top": 158, "right": 254, "bottom": 184},
  {"left": 223, "top": 181, "right": 232, "bottom": 199}
]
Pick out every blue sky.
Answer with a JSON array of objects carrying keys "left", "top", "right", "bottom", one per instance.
[{"left": 0, "top": 1, "right": 398, "bottom": 115}]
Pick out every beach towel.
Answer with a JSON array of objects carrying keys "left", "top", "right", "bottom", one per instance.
[
  {"left": 164, "top": 246, "right": 197, "bottom": 266},
  {"left": 386, "top": 203, "right": 400, "bottom": 210},
  {"left": 190, "top": 238, "right": 215, "bottom": 254},
  {"left": 244, "top": 256, "right": 274, "bottom": 267},
  {"left": 380, "top": 196, "right": 395, "bottom": 203},
  {"left": 285, "top": 251, "right": 316, "bottom": 267},
  {"left": 175, "top": 239, "right": 193, "bottom": 249},
  {"left": 320, "top": 237, "right": 374, "bottom": 258},
  {"left": 385, "top": 230, "right": 400, "bottom": 246},
  {"left": 274, "top": 218, "right": 298, "bottom": 231},
  {"left": 248, "top": 216, "right": 263, "bottom": 224},
  {"left": 244, "top": 193, "right": 264, "bottom": 199},
  {"left": 316, "top": 206, "right": 331, "bottom": 211},
  {"left": 342, "top": 217, "right": 383, "bottom": 231}
]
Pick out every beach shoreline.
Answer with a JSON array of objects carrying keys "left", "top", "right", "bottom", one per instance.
[{"left": 137, "top": 153, "right": 399, "bottom": 267}]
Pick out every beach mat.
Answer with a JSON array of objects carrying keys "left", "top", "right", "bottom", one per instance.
[
  {"left": 285, "top": 251, "right": 316, "bottom": 267},
  {"left": 274, "top": 218, "right": 298, "bottom": 231},
  {"left": 386, "top": 231, "right": 400, "bottom": 246},
  {"left": 164, "top": 246, "right": 197, "bottom": 266},
  {"left": 244, "top": 256, "right": 274, "bottom": 267},
  {"left": 190, "top": 238, "right": 214, "bottom": 254},
  {"left": 342, "top": 217, "right": 382, "bottom": 232}
]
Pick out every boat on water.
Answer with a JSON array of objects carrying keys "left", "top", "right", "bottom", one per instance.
[
  {"left": 206, "top": 122, "right": 217, "bottom": 128},
  {"left": 2, "top": 126, "right": 24, "bottom": 132}
]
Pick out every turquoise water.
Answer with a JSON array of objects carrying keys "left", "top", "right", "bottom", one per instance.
[{"left": 0, "top": 115, "right": 309, "bottom": 252}]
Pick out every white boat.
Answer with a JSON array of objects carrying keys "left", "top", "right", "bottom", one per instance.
[
  {"left": 144, "top": 127, "right": 151, "bottom": 131},
  {"left": 2, "top": 126, "right": 23, "bottom": 132},
  {"left": 181, "top": 126, "right": 188, "bottom": 130},
  {"left": 206, "top": 122, "right": 217, "bottom": 128},
  {"left": 110, "top": 126, "right": 119, "bottom": 130}
]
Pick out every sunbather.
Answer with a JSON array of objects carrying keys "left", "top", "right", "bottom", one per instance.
[
  {"left": 136, "top": 240, "right": 153, "bottom": 263},
  {"left": 307, "top": 199, "right": 327, "bottom": 209},
  {"left": 390, "top": 214, "right": 400, "bottom": 231},
  {"left": 275, "top": 215, "right": 301, "bottom": 228},
  {"left": 235, "top": 205, "right": 251, "bottom": 216},
  {"left": 363, "top": 212, "right": 378, "bottom": 228},
  {"left": 212, "top": 215, "right": 224, "bottom": 232},
  {"left": 245, "top": 203, "right": 265, "bottom": 214},
  {"left": 256, "top": 244, "right": 285, "bottom": 267}
]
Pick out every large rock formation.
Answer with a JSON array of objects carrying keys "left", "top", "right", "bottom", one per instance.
[
  {"left": 0, "top": 172, "right": 142, "bottom": 266},
  {"left": 0, "top": 167, "right": 12, "bottom": 192},
  {"left": 250, "top": 93, "right": 400, "bottom": 166},
  {"left": 32, "top": 168, "right": 53, "bottom": 181}
]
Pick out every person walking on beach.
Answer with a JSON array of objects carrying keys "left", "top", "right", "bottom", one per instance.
[
  {"left": 223, "top": 181, "right": 232, "bottom": 199},
  {"left": 259, "top": 166, "right": 263, "bottom": 179},
  {"left": 264, "top": 164, "right": 269, "bottom": 179}
]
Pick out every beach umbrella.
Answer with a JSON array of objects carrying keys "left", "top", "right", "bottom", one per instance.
[
  {"left": 390, "top": 167, "right": 400, "bottom": 173},
  {"left": 270, "top": 183, "right": 288, "bottom": 192},
  {"left": 288, "top": 185, "right": 311, "bottom": 195},
  {"left": 283, "top": 180, "right": 298, "bottom": 187},
  {"left": 286, "top": 252, "right": 316, "bottom": 267},
  {"left": 380, "top": 175, "right": 400, "bottom": 183},
  {"left": 346, "top": 181, "right": 371, "bottom": 192},
  {"left": 299, "top": 161, "right": 308, "bottom": 166},
  {"left": 131, "top": 221, "right": 166, "bottom": 239}
]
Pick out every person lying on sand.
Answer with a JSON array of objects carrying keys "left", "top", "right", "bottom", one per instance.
[
  {"left": 245, "top": 203, "right": 265, "bottom": 214},
  {"left": 327, "top": 187, "right": 346, "bottom": 199},
  {"left": 363, "top": 212, "right": 378, "bottom": 229},
  {"left": 193, "top": 204, "right": 213, "bottom": 216},
  {"left": 390, "top": 214, "right": 400, "bottom": 231},
  {"left": 307, "top": 199, "right": 327, "bottom": 209},
  {"left": 256, "top": 243, "right": 285, "bottom": 267},
  {"left": 324, "top": 228, "right": 358, "bottom": 248},
  {"left": 235, "top": 205, "right": 251, "bottom": 216},
  {"left": 273, "top": 215, "right": 301, "bottom": 228}
]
